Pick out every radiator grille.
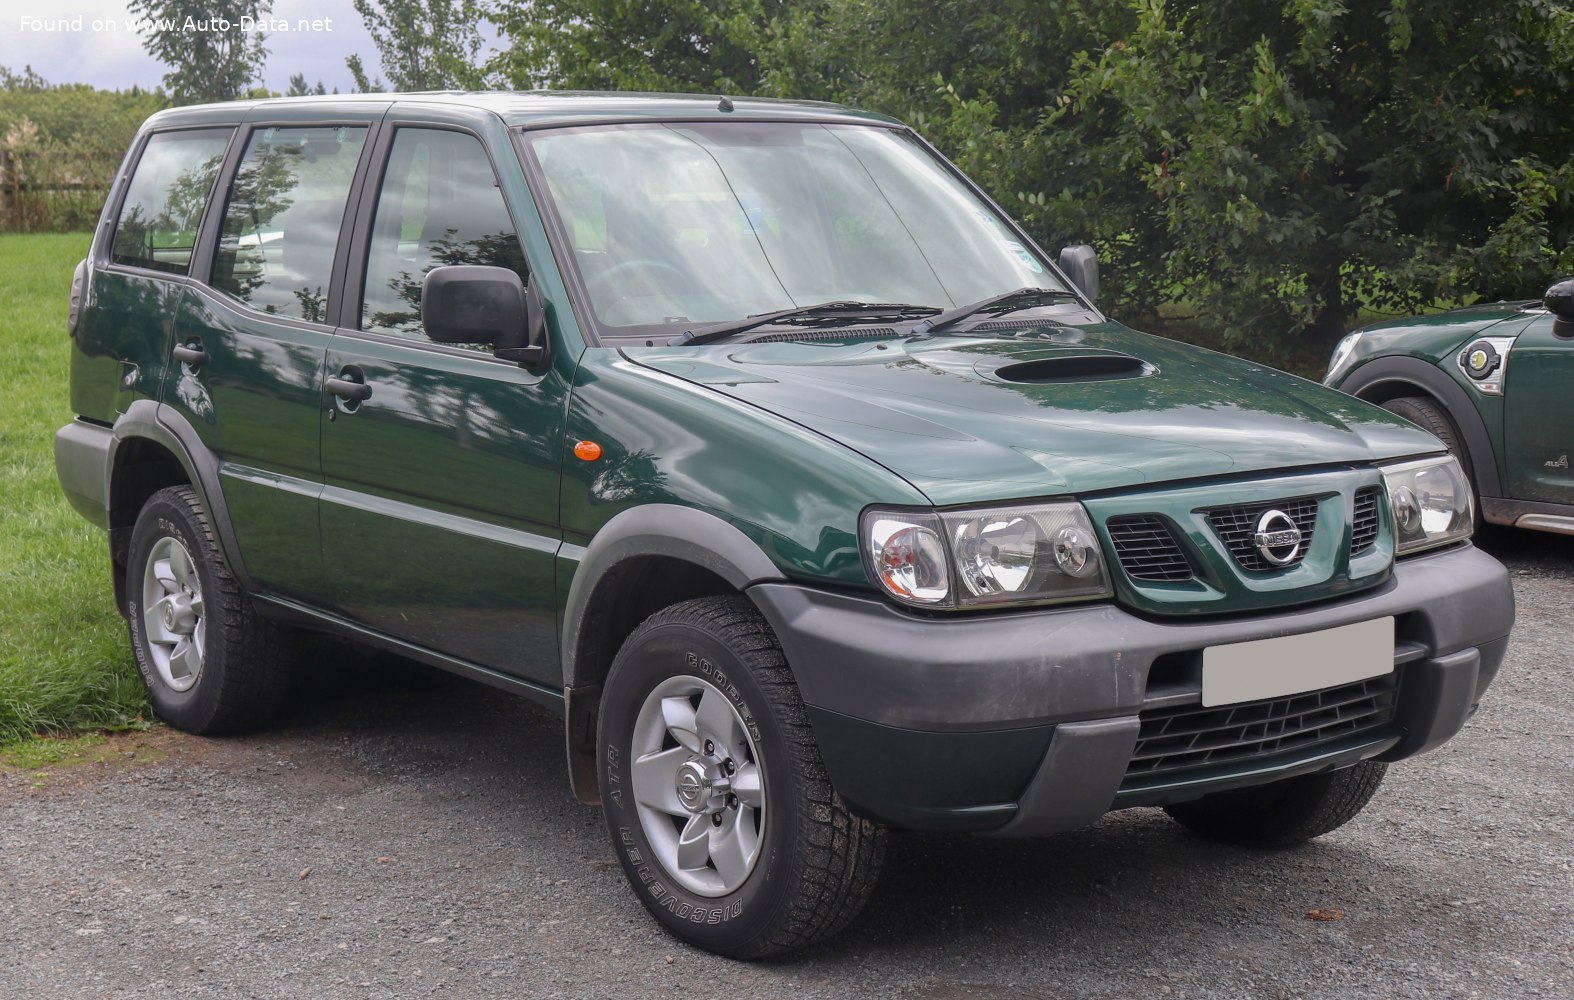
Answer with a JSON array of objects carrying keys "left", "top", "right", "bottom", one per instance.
[
  {"left": 1350, "top": 487, "right": 1381, "bottom": 554},
  {"left": 1124, "top": 674, "right": 1398, "bottom": 780},
  {"left": 1206, "top": 495, "right": 1323, "bottom": 572},
  {"left": 1106, "top": 516, "right": 1193, "bottom": 582}
]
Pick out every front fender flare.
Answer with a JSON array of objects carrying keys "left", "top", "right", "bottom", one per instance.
[
  {"left": 559, "top": 504, "right": 783, "bottom": 688},
  {"left": 558, "top": 504, "right": 786, "bottom": 806},
  {"left": 1339, "top": 356, "right": 1502, "bottom": 498}
]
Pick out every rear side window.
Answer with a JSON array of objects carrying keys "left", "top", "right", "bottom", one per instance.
[
  {"left": 211, "top": 125, "right": 368, "bottom": 323},
  {"left": 361, "top": 128, "right": 528, "bottom": 340},
  {"left": 110, "top": 130, "right": 231, "bottom": 275}
]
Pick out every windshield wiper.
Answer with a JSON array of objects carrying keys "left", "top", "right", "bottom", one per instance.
[
  {"left": 910, "top": 287, "right": 1082, "bottom": 337},
  {"left": 666, "top": 301, "right": 942, "bottom": 347}
]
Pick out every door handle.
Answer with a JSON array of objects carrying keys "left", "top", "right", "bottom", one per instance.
[
  {"left": 325, "top": 375, "right": 372, "bottom": 402},
  {"left": 172, "top": 343, "right": 207, "bottom": 368}
]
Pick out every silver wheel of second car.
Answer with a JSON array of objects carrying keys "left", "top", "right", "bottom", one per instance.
[
  {"left": 629, "top": 675, "right": 766, "bottom": 897},
  {"left": 139, "top": 534, "right": 206, "bottom": 693}
]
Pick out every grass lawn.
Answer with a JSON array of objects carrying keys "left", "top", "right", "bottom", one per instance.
[{"left": 0, "top": 232, "right": 148, "bottom": 744}]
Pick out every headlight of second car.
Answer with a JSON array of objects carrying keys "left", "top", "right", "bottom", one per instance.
[
  {"left": 1378, "top": 455, "right": 1474, "bottom": 555},
  {"left": 862, "top": 502, "right": 1112, "bottom": 610},
  {"left": 1324, "top": 330, "right": 1362, "bottom": 385}
]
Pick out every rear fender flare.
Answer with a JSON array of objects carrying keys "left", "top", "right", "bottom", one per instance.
[{"left": 110, "top": 399, "right": 252, "bottom": 590}]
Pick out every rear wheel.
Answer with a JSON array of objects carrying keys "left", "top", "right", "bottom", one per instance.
[
  {"left": 1163, "top": 761, "right": 1387, "bottom": 848},
  {"left": 126, "top": 486, "right": 291, "bottom": 734},
  {"left": 597, "top": 595, "right": 885, "bottom": 958}
]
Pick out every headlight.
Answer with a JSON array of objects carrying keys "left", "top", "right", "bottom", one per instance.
[
  {"left": 1324, "top": 331, "right": 1362, "bottom": 385},
  {"left": 862, "top": 502, "right": 1112, "bottom": 609},
  {"left": 1379, "top": 456, "right": 1473, "bottom": 555}
]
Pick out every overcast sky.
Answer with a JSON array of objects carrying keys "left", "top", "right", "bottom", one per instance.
[{"left": 3, "top": 0, "right": 505, "bottom": 93}]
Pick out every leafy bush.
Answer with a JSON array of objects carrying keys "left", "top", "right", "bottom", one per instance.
[{"left": 0, "top": 70, "right": 164, "bottom": 232}]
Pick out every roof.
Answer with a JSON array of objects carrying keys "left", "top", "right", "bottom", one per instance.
[{"left": 143, "top": 90, "right": 904, "bottom": 130}]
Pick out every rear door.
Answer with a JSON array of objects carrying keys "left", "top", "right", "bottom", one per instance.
[
  {"left": 1503, "top": 313, "right": 1574, "bottom": 504},
  {"left": 318, "top": 113, "right": 570, "bottom": 685},
  {"left": 86, "top": 127, "right": 233, "bottom": 423},
  {"left": 168, "top": 107, "right": 384, "bottom": 599}
]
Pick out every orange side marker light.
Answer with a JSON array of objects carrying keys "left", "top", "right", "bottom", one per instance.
[{"left": 574, "top": 440, "right": 604, "bottom": 461}]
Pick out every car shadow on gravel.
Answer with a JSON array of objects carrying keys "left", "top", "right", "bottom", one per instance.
[
  {"left": 225, "top": 636, "right": 1519, "bottom": 975},
  {"left": 1474, "top": 524, "right": 1574, "bottom": 577}
]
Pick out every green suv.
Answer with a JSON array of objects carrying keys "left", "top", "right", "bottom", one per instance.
[
  {"left": 1325, "top": 283, "right": 1574, "bottom": 535},
  {"left": 55, "top": 93, "right": 1513, "bottom": 957}
]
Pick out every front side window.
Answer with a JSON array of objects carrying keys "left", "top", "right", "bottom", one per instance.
[
  {"left": 110, "top": 130, "right": 231, "bottom": 275},
  {"left": 524, "top": 122, "right": 1069, "bottom": 338},
  {"left": 361, "top": 128, "right": 528, "bottom": 340},
  {"left": 211, "top": 126, "right": 368, "bottom": 323}
]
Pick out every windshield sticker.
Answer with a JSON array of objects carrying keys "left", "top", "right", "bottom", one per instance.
[{"left": 1005, "top": 241, "right": 1043, "bottom": 273}]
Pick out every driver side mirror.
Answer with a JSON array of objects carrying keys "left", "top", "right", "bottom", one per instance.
[
  {"left": 1059, "top": 244, "right": 1099, "bottom": 304},
  {"left": 1544, "top": 278, "right": 1574, "bottom": 339},
  {"left": 422, "top": 264, "right": 550, "bottom": 368}
]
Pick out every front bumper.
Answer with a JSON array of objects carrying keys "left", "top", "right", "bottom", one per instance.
[{"left": 750, "top": 542, "right": 1513, "bottom": 835}]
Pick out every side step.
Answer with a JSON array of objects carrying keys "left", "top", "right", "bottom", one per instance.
[
  {"left": 1481, "top": 497, "right": 1574, "bottom": 536},
  {"left": 1516, "top": 513, "right": 1574, "bottom": 536}
]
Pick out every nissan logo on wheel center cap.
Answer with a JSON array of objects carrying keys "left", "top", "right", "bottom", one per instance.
[{"left": 1252, "top": 509, "right": 1303, "bottom": 566}]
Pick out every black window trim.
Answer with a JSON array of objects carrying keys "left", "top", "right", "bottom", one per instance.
[
  {"left": 337, "top": 117, "right": 533, "bottom": 370},
  {"left": 98, "top": 125, "right": 240, "bottom": 282},
  {"left": 201, "top": 117, "right": 385, "bottom": 331}
]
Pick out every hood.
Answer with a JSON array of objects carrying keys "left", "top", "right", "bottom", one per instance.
[
  {"left": 1347, "top": 300, "right": 1540, "bottom": 365},
  {"left": 623, "top": 324, "right": 1446, "bottom": 505}
]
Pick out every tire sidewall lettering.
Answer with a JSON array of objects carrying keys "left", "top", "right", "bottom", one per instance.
[
  {"left": 127, "top": 500, "right": 207, "bottom": 706},
  {"left": 601, "top": 631, "right": 783, "bottom": 941},
  {"left": 685, "top": 650, "right": 764, "bottom": 746}
]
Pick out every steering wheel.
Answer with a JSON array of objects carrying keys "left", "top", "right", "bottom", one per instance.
[{"left": 585, "top": 257, "right": 692, "bottom": 298}]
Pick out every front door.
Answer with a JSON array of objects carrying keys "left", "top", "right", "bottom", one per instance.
[
  {"left": 1503, "top": 313, "right": 1574, "bottom": 504},
  {"left": 319, "top": 124, "right": 570, "bottom": 685}
]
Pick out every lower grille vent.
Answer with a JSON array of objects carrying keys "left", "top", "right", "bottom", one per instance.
[{"left": 1125, "top": 674, "right": 1399, "bottom": 780}]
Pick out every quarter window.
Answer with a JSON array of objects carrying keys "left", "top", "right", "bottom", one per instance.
[
  {"left": 361, "top": 128, "right": 528, "bottom": 340},
  {"left": 110, "top": 130, "right": 231, "bottom": 275},
  {"left": 211, "top": 126, "right": 368, "bottom": 323}
]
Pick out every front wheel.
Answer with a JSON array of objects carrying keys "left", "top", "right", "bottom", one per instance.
[
  {"left": 1163, "top": 761, "right": 1387, "bottom": 848},
  {"left": 597, "top": 595, "right": 885, "bottom": 958}
]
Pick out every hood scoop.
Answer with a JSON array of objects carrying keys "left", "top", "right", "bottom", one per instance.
[{"left": 989, "top": 351, "right": 1155, "bottom": 384}]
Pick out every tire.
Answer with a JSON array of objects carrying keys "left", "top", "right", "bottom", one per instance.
[
  {"left": 125, "top": 485, "right": 291, "bottom": 734},
  {"left": 597, "top": 594, "right": 886, "bottom": 958},
  {"left": 1163, "top": 761, "right": 1387, "bottom": 848},
  {"left": 1380, "top": 395, "right": 1481, "bottom": 526}
]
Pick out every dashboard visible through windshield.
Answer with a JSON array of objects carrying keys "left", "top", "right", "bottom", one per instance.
[{"left": 519, "top": 121, "right": 1073, "bottom": 342}]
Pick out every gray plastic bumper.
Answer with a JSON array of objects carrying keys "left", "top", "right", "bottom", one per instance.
[
  {"left": 54, "top": 418, "right": 113, "bottom": 528},
  {"left": 750, "top": 542, "right": 1513, "bottom": 835}
]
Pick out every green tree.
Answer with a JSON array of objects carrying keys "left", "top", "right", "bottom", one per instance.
[
  {"left": 0, "top": 65, "right": 51, "bottom": 91},
  {"left": 285, "top": 73, "right": 327, "bottom": 97},
  {"left": 1017, "top": 0, "right": 1574, "bottom": 353},
  {"left": 487, "top": 0, "right": 829, "bottom": 95},
  {"left": 348, "top": 0, "right": 487, "bottom": 91},
  {"left": 128, "top": 0, "right": 272, "bottom": 104},
  {"left": 0, "top": 76, "right": 166, "bottom": 230},
  {"left": 491, "top": 0, "right": 1574, "bottom": 359}
]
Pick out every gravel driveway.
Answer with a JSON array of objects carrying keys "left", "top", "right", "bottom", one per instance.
[{"left": 3, "top": 527, "right": 1571, "bottom": 999}]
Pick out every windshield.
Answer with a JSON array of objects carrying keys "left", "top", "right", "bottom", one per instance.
[{"left": 522, "top": 122, "right": 1072, "bottom": 338}]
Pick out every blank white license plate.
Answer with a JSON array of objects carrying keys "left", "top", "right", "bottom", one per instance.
[{"left": 1201, "top": 617, "right": 1394, "bottom": 707}]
